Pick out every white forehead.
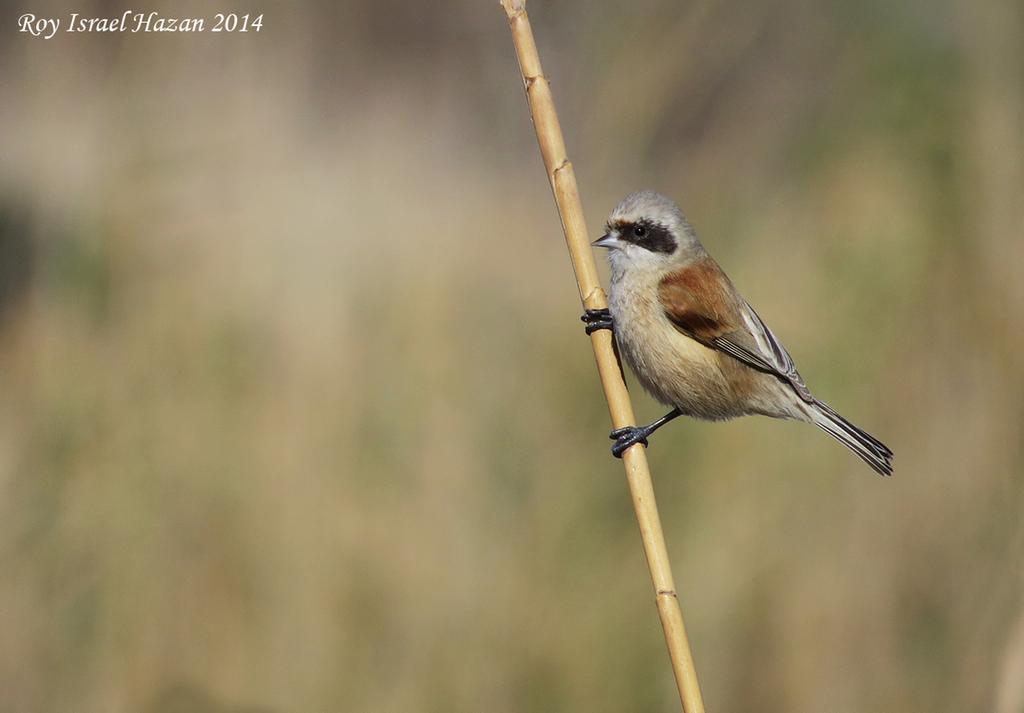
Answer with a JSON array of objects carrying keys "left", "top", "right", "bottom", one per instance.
[{"left": 608, "top": 190, "right": 684, "bottom": 227}]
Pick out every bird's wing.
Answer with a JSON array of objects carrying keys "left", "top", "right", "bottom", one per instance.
[{"left": 658, "top": 259, "right": 813, "bottom": 403}]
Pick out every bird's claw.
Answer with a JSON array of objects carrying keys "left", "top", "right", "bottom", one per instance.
[
  {"left": 581, "top": 308, "right": 613, "bottom": 335},
  {"left": 609, "top": 426, "right": 649, "bottom": 458}
]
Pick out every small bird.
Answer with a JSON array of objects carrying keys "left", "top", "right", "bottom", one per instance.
[{"left": 583, "top": 190, "right": 893, "bottom": 475}]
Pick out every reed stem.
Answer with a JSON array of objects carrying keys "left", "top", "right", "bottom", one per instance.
[{"left": 499, "top": 2, "right": 706, "bottom": 711}]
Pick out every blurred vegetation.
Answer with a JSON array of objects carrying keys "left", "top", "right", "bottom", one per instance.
[{"left": 0, "top": 0, "right": 1022, "bottom": 711}]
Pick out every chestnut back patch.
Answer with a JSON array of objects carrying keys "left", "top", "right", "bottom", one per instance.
[{"left": 658, "top": 261, "right": 735, "bottom": 340}]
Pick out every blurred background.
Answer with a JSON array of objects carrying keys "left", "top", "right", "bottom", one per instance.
[{"left": 1, "top": 0, "right": 1022, "bottom": 711}]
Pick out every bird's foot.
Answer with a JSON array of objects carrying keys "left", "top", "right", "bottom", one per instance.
[
  {"left": 581, "top": 308, "right": 613, "bottom": 335},
  {"left": 609, "top": 425, "right": 650, "bottom": 458}
]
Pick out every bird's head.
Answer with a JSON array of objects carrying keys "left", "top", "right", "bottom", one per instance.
[{"left": 593, "top": 191, "right": 704, "bottom": 276}]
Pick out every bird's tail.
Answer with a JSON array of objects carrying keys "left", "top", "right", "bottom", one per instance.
[{"left": 809, "top": 399, "right": 893, "bottom": 476}]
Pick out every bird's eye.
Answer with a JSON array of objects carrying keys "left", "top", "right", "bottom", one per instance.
[{"left": 633, "top": 224, "right": 647, "bottom": 238}]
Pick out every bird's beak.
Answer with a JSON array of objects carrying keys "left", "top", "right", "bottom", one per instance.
[{"left": 592, "top": 233, "right": 620, "bottom": 249}]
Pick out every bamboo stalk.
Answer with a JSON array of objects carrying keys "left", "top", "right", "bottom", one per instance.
[{"left": 499, "top": 2, "right": 706, "bottom": 711}]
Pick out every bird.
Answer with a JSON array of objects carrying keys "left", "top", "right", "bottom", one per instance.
[{"left": 582, "top": 190, "right": 893, "bottom": 475}]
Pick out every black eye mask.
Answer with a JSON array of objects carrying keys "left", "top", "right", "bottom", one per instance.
[{"left": 619, "top": 219, "right": 676, "bottom": 254}]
